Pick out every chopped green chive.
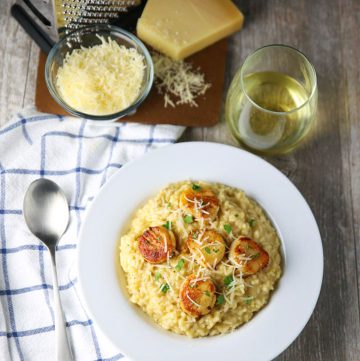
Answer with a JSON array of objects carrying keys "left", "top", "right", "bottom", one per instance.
[
  {"left": 204, "top": 290, "right": 211, "bottom": 297},
  {"left": 216, "top": 294, "right": 225, "bottom": 305},
  {"left": 204, "top": 247, "right": 211, "bottom": 254},
  {"left": 224, "top": 224, "right": 232, "bottom": 234},
  {"left": 213, "top": 248, "right": 219, "bottom": 253},
  {"left": 244, "top": 297, "right": 253, "bottom": 305},
  {"left": 160, "top": 283, "right": 170, "bottom": 293},
  {"left": 155, "top": 272, "right": 161, "bottom": 282},
  {"left": 167, "top": 202, "right": 171, "bottom": 208},
  {"left": 175, "top": 259, "right": 185, "bottom": 271},
  {"left": 251, "top": 253, "right": 260, "bottom": 260},
  {"left": 224, "top": 275, "right": 234, "bottom": 288},
  {"left": 249, "top": 219, "right": 256, "bottom": 227},
  {"left": 163, "top": 221, "right": 171, "bottom": 230},
  {"left": 184, "top": 215, "right": 193, "bottom": 224},
  {"left": 192, "top": 183, "right": 201, "bottom": 191}
]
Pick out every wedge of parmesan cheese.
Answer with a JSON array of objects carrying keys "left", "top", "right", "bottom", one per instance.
[
  {"left": 56, "top": 36, "right": 145, "bottom": 116},
  {"left": 137, "top": 0, "right": 244, "bottom": 60}
]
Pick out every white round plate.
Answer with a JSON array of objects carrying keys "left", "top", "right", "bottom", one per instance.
[{"left": 77, "top": 142, "right": 323, "bottom": 361}]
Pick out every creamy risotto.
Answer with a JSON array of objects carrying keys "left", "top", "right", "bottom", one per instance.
[{"left": 119, "top": 181, "right": 282, "bottom": 337}]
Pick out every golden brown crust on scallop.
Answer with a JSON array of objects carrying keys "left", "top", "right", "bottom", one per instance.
[
  {"left": 229, "top": 236, "right": 269, "bottom": 276},
  {"left": 187, "top": 229, "right": 226, "bottom": 269},
  {"left": 179, "top": 187, "right": 219, "bottom": 220},
  {"left": 138, "top": 226, "right": 176, "bottom": 264},
  {"left": 179, "top": 274, "right": 216, "bottom": 317}
]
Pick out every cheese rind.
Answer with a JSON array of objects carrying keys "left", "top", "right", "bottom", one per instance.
[{"left": 137, "top": 0, "right": 244, "bottom": 60}]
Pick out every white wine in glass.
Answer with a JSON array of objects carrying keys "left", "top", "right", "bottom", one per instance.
[{"left": 226, "top": 45, "right": 317, "bottom": 155}]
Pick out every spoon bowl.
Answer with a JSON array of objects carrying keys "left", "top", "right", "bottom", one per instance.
[{"left": 23, "top": 178, "right": 69, "bottom": 247}]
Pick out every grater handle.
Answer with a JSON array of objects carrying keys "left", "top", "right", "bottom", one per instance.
[{"left": 11, "top": 4, "right": 55, "bottom": 54}]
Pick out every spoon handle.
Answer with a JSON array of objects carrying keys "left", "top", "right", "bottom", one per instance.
[{"left": 50, "top": 249, "right": 73, "bottom": 361}]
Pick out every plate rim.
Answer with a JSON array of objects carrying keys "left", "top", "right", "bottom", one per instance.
[{"left": 77, "top": 141, "right": 324, "bottom": 361}]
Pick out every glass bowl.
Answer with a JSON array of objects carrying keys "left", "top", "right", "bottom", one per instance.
[{"left": 45, "top": 24, "right": 154, "bottom": 122}]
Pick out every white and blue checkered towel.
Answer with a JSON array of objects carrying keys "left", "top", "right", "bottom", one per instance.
[{"left": 0, "top": 108, "right": 185, "bottom": 361}]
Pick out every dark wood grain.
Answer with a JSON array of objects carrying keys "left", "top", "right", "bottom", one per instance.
[
  {"left": 183, "top": 1, "right": 360, "bottom": 360},
  {"left": 1, "top": 0, "right": 360, "bottom": 360}
]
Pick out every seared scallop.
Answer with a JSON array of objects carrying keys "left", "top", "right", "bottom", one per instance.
[
  {"left": 179, "top": 274, "right": 216, "bottom": 317},
  {"left": 179, "top": 186, "right": 219, "bottom": 220},
  {"left": 138, "top": 226, "right": 176, "bottom": 264},
  {"left": 229, "top": 236, "right": 269, "bottom": 276},
  {"left": 187, "top": 229, "right": 226, "bottom": 269}
]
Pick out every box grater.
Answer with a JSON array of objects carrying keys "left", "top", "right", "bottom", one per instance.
[{"left": 12, "top": 0, "right": 145, "bottom": 47}]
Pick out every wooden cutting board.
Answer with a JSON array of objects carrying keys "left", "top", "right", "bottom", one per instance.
[{"left": 35, "top": 39, "right": 227, "bottom": 127}]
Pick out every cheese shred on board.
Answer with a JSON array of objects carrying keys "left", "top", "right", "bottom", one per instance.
[
  {"left": 56, "top": 36, "right": 145, "bottom": 115},
  {"left": 152, "top": 52, "right": 211, "bottom": 108}
]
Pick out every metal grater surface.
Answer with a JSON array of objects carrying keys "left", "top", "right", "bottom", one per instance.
[
  {"left": 58, "top": 0, "right": 142, "bottom": 32},
  {"left": 13, "top": 0, "right": 144, "bottom": 44}
]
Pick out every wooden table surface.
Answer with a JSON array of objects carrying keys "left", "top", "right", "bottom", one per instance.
[{"left": 1, "top": 1, "right": 359, "bottom": 360}]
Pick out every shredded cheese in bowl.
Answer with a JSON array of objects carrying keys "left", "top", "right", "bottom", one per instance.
[{"left": 56, "top": 36, "right": 146, "bottom": 116}]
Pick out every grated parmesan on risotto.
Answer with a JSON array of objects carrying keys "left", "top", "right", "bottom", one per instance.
[{"left": 119, "top": 181, "right": 282, "bottom": 337}]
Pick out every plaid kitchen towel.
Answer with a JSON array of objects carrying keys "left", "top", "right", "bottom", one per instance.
[{"left": 0, "top": 108, "right": 185, "bottom": 361}]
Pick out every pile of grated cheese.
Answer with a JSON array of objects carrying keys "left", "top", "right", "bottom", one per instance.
[
  {"left": 56, "top": 35, "right": 145, "bottom": 116},
  {"left": 151, "top": 52, "right": 211, "bottom": 108}
]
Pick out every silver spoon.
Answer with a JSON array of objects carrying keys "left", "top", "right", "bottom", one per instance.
[{"left": 23, "top": 178, "right": 73, "bottom": 361}]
